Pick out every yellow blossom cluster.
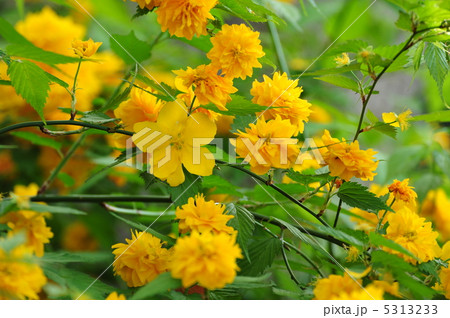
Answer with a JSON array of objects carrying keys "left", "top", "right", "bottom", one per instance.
[
  {"left": 421, "top": 189, "right": 450, "bottom": 241},
  {"left": 320, "top": 130, "right": 378, "bottom": 181}
]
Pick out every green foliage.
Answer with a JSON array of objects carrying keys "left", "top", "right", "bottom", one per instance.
[
  {"left": 314, "top": 74, "right": 360, "bottom": 93},
  {"left": 368, "top": 232, "right": 415, "bottom": 259},
  {"left": 10, "top": 131, "right": 62, "bottom": 151},
  {"left": 28, "top": 202, "right": 87, "bottom": 215},
  {"left": 166, "top": 169, "right": 202, "bottom": 207},
  {"left": 7, "top": 60, "right": 50, "bottom": 121},
  {"left": 131, "top": 272, "right": 182, "bottom": 300},
  {"left": 227, "top": 203, "right": 256, "bottom": 260},
  {"left": 238, "top": 237, "right": 282, "bottom": 276},
  {"left": 424, "top": 42, "right": 449, "bottom": 102},
  {"left": 202, "top": 95, "right": 269, "bottom": 116},
  {"left": 218, "top": 0, "right": 284, "bottom": 25},
  {"left": 79, "top": 111, "right": 120, "bottom": 125},
  {"left": 337, "top": 181, "right": 391, "bottom": 213},
  {"left": 203, "top": 175, "right": 242, "bottom": 197},
  {"left": 133, "top": 73, "right": 180, "bottom": 101},
  {"left": 110, "top": 31, "right": 152, "bottom": 64}
]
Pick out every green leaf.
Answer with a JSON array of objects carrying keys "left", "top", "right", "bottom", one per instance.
[
  {"left": 371, "top": 122, "right": 398, "bottom": 139},
  {"left": 42, "top": 263, "right": 114, "bottom": 299},
  {"left": 203, "top": 175, "right": 242, "bottom": 197},
  {"left": 337, "top": 181, "right": 391, "bottom": 213},
  {"left": 40, "top": 251, "right": 112, "bottom": 264},
  {"left": 227, "top": 204, "right": 256, "bottom": 260},
  {"left": 314, "top": 75, "right": 360, "bottom": 93},
  {"left": 412, "top": 41, "right": 425, "bottom": 73},
  {"left": 325, "top": 40, "right": 370, "bottom": 57},
  {"left": 238, "top": 237, "right": 282, "bottom": 276},
  {"left": 224, "top": 273, "right": 273, "bottom": 289},
  {"left": 366, "top": 109, "right": 378, "bottom": 123},
  {"left": 166, "top": 169, "right": 202, "bottom": 207},
  {"left": 7, "top": 60, "right": 50, "bottom": 121},
  {"left": 299, "top": 63, "right": 362, "bottom": 77},
  {"left": 424, "top": 42, "right": 449, "bottom": 101},
  {"left": 410, "top": 110, "right": 450, "bottom": 122},
  {"left": 7, "top": 43, "right": 81, "bottom": 65},
  {"left": 133, "top": 73, "right": 179, "bottom": 101},
  {"left": 29, "top": 202, "right": 86, "bottom": 215},
  {"left": 131, "top": 272, "right": 181, "bottom": 300},
  {"left": 79, "top": 111, "right": 120, "bottom": 124},
  {"left": 230, "top": 114, "right": 256, "bottom": 133},
  {"left": 0, "top": 17, "right": 30, "bottom": 45},
  {"left": 202, "top": 95, "right": 270, "bottom": 116},
  {"left": 110, "top": 212, "right": 176, "bottom": 246},
  {"left": 10, "top": 131, "right": 62, "bottom": 151},
  {"left": 395, "top": 10, "right": 412, "bottom": 31},
  {"left": 57, "top": 172, "right": 75, "bottom": 187},
  {"left": 110, "top": 31, "right": 152, "bottom": 64},
  {"left": 218, "top": 0, "right": 284, "bottom": 25},
  {"left": 368, "top": 232, "right": 416, "bottom": 259},
  {"left": 44, "top": 71, "right": 69, "bottom": 88},
  {"left": 285, "top": 170, "right": 333, "bottom": 185},
  {"left": 0, "top": 79, "right": 12, "bottom": 85},
  {"left": 176, "top": 35, "right": 213, "bottom": 53}
]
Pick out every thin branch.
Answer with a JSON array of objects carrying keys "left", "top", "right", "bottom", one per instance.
[
  {"left": 281, "top": 230, "right": 304, "bottom": 287},
  {"left": 101, "top": 202, "right": 175, "bottom": 216}
]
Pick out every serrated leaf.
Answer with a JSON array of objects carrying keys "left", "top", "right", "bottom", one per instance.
[
  {"left": 79, "top": 111, "right": 119, "bottom": 124},
  {"left": 337, "top": 181, "right": 391, "bottom": 212},
  {"left": 7, "top": 60, "right": 50, "bottom": 121},
  {"left": 110, "top": 212, "right": 176, "bottom": 246},
  {"left": 230, "top": 114, "right": 256, "bottom": 133},
  {"left": 203, "top": 175, "right": 242, "bottom": 197},
  {"left": 238, "top": 237, "right": 282, "bottom": 276},
  {"left": 371, "top": 122, "right": 397, "bottom": 139},
  {"left": 218, "top": 0, "right": 284, "bottom": 25},
  {"left": 413, "top": 41, "right": 425, "bottom": 72},
  {"left": 131, "top": 272, "right": 181, "bottom": 300},
  {"left": 10, "top": 131, "right": 62, "bottom": 151},
  {"left": 166, "top": 169, "right": 202, "bottom": 207},
  {"left": 395, "top": 10, "right": 412, "bottom": 31},
  {"left": 424, "top": 42, "right": 449, "bottom": 101},
  {"left": 202, "top": 94, "right": 270, "bottom": 116},
  {"left": 366, "top": 109, "right": 378, "bottom": 123},
  {"left": 110, "top": 31, "right": 152, "bottom": 64},
  {"left": 368, "top": 232, "right": 416, "bottom": 259},
  {"left": 315, "top": 75, "right": 360, "bottom": 93},
  {"left": 227, "top": 203, "right": 256, "bottom": 260},
  {"left": 286, "top": 170, "right": 333, "bottom": 185}
]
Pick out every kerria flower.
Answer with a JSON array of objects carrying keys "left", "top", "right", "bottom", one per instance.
[
  {"left": 10, "top": 183, "right": 39, "bottom": 209},
  {"left": 382, "top": 109, "right": 413, "bottom": 131},
  {"left": 132, "top": 101, "right": 217, "bottom": 186},
  {"left": 383, "top": 207, "right": 441, "bottom": 264},
  {"left": 176, "top": 194, "right": 235, "bottom": 235},
  {"left": 174, "top": 64, "right": 237, "bottom": 111},
  {"left": 437, "top": 267, "right": 450, "bottom": 299},
  {"left": 320, "top": 130, "right": 378, "bottom": 181},
  {"left": 177, "top": 86, "right": 221, "bottom": 121},
  {"left": 170, "top": 231, "right": 242, "bottom": 290},
  {"left": 112, "top": 230, "right": 172, "bottom": 287},
  {"left": 421, "top": 189, "right": 450, "bottom": 241},
  {"left": 388, "top": 178, "right": 417, "bottom": 211},
  {"left": 156, "top": 0, "right": 217, "bottom": 40},
  {"left": 234, "top": 116, "right": 300, "bottom": 175},
  {"left": 0, "top": 245, "right": 47, "bottom": 300},
  {"left": 105, "top": 292, "right": 126, "bottom": 300},
  {"left": 313, "top": 272, "right": 384, "bottom": 300},
  {"left": 72, "top": 38, "right": 102, "bottom": 58},
  {"left": 0, "top": 210, "right": 53, "bottom": 257},
  {"left": 334, "top": 53, "right": 351, "bottom": 67},
  {"left": 128, "top": 0, "right": 162, "bottom": 10},
  {"left": 207, "top": 24, "right": 265, "bottom": 80},
  {"left": 251, "top": 72, "right": 312, "bottom": 135}
]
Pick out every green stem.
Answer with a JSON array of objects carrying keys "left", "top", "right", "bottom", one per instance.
[
  {"left": 0, "top": 120, "right": 133, "bottom": 136},
  {"left": 252, "top": 212, "right": 344, "bottom": 247},
  {"left": 70, "top": 58, "right": 83, "bottom": 120},
  {"left": 101, "top": 202, "right": 175, "bottom": 216},
  {"left": 267, "top": 18, "right": 290, "bottom": 77},
  {"left": 216, "top": 160, "right": 329, "bottom": 227},
  {"left": 31, "top": 195, "right": 171, "bottom": 203},
  {"left": 188, "top": 95, "right": 197, "bottom": 115},
  {"left": 38, "top": 133, "right": 87, "bottom": 194},
  {"left": 281, "top": 231, "right": 304, "bottom": 286},
  {"left": 41, "top": 127, "right": 89, "bottom": 136},
  {"left": 333, "top": 199, "right": 343, "bottom": 228}
]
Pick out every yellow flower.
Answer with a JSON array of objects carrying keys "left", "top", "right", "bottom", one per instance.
[
  {"left": 421, "top": 189, "right": 450, "bottom": 241},
  {"left": 11, "top": 183, "right": 39, "bottom": 208},
  {"left": 72, "top": 38, "right": 102, "bottom": 58},
  {"left": 128, "top": 0, "right": 162, "bottom": 10},
  {"left": 114, "top": 87, "right": 166, "bottom": 131},
  {"left": 16, "top": 6, "right": 86, "bottom": 55},
  {"left": 313, "top": 273, "right": 384, "bottom": 300},
  {"left": 371, "top": 275, "right": 401, "bottom": 298},
  {"left": 112, "top": 230, "right": 172, "bottom": 287},
  {"left": 345, "top": 246, "right": 360, "bottom": 262},
  {"left": 177, "top": 86, "right": 221, "bottom": 121},
  {"left": 334, "top": 53, "right": 351, "bottom": 67},
  {"left": 320, "top": 130, "right": 378, "bottom": 181},
  {"left": 0, "top": 245, "right": 47, "bottom": 300},
  {"left": 132, "top": 101, "right": 217, "bottom": 187},
  {"left": 251, "top": 72, "right": 312, "bottom": 135},
  {"left": 234, "top": 116, "right": 300, "bottom": 175},
  {"left": 105, "top": 291, "right": 126, "bottom": 300},
  {"left": 441, "top": 241, "right": 450, "bottom": 262},
  {"left": 207, "top": 24, "right": 265, "bottom": 79},
  {"left": 388, "top": 178, "right": 417, "bottom": 210},
  {"left": 382, "top": 109, "right": 412, "bottom": 131},
  {"left": 174, "top": 64, "right": 237, "bottom": 111},
  {"left": 0, "top": 210, "right": 53, "bottom": 257},
  {"left": 62, "top": 222, "right": 99, "bottom": 252},
  {"left": 170, "top": 231, "right": 242, "bottom": 290},
  {"left": 438, "top": 267, "right": 450, "bottom": 299},
  {"left": 156, "top": 0, "right": 217, "bottom": 40},
  {"left": 384, "top": 207, "right": 440, "bottom": 264},
  {"left": 309, "top": 104, "right": 332, "bottom": 124},
  {"left": 176, "top": 194, "right": 235, "bottom": 234},
  {"left": 433, "top": 131, "right": 450, "bottom": 150}
]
